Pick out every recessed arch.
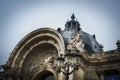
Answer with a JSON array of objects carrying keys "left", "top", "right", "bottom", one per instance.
[{"left": 21, "top": 43, "right": 58, "bottom": 75}]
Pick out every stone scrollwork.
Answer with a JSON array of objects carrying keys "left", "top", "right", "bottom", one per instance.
[{"left": 67, "top": 32, "right": 84, "bottom": 52}]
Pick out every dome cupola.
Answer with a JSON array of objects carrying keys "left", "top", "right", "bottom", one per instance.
[
  {"left": 65, "top": 14, "right": 81, "bottom": 32},
  {"left": 57, "top": 14, "right": 101, "bottom": 54}
]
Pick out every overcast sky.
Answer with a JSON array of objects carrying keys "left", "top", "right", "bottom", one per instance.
[{"left": 0, "top": 0, "right": 120, "bottom": 65}]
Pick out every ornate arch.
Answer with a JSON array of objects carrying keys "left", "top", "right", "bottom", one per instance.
[{"left": 7, "top": 28, "right": 65, "bottom": 71}]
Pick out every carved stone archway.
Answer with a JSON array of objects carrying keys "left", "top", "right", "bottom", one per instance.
[{"left": 6, "top": 28, "right": 65, "bottom": 80}]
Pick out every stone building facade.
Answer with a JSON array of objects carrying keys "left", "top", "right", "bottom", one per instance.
[{"left": 0, "top": 14, "right": 120, "bottom": 80}]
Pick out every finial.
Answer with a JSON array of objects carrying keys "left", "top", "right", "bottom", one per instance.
[
  {"left": 116, "top": 40, "right": 120, "bottom": 47},
  {"left": 71, "top": 13, "right": 75, "bottom": 20},
  {"left": 92, "top": 34, "right": 96, "bottom": 39},
  {"left": 116, "top": 40, "right": 120, "bottom": 52},
  {"left": 99, "top": 44, "right": 104, "bottom": 53}
]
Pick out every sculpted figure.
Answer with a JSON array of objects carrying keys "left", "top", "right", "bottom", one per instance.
[
  {"left": 44, "top": 56, "right": 55, "bottom": 65},
  {"left": 68, "top": 32, "right": 84, "bottom": 52}
]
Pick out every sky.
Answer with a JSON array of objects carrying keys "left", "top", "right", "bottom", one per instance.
[{"left": 0, "top": 0, "right": 120, "bottom": 65}]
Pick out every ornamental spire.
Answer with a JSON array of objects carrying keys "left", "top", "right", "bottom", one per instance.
[
  {"left": 71, "top": 13, "right": 75, "bottom": 20},
  {"left": 64, "top": 14, "right": 81, "bottom": 31}
]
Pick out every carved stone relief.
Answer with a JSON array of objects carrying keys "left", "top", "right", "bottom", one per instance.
[{"left": 21, "top": 43, "right": 58, "bottom": 79}]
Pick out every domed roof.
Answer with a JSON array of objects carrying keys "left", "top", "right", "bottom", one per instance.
[
  {"left": 57, "top": 14, "right": 100, "bottom": 54},
  {"left": 81, "top": 31, "right": 100, "bottom": 53}
]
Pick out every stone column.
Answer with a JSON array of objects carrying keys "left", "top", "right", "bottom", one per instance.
[
  {"left": 69, "top": 67, "right": 73, "bottom": 80},
  {"left": 100, "top": 71, "right": 104, "bottom": 80},
  {"left": 100, "top": 74, "right": 104, "bottom": 80},
  {"left": 58, "top": 72, "right": 65, "bottom": 80},
  {"left": 99, "top": 71, "right": 105, "bottom": 80}
]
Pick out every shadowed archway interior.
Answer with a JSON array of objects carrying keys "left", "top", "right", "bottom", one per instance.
[{"left": 34, "top": 70, "right": 55, "bottom": 80}]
